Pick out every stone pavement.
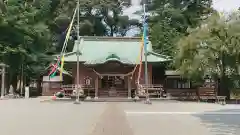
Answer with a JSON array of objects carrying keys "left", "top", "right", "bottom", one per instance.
[
  {"left": 0, "top": 99, "right": 239, "bottom": 135},
  {"left": 0, "top": 99, "right": 106, "bottom": 135},
  {"left": 121, "top": 101, "right": 240, "bottom": 135},
  {"left": 89, "top": 103, "right": 133, "bottom": 135}
]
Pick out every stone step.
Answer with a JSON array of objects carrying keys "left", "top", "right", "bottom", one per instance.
[
  {"left": 99, "top": 91, "right": 128, "bottom": 97},
  {"left": 84, "top": 97, "right": 134, "bottom": 102}
]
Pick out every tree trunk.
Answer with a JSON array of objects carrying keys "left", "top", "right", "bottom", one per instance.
[
  {"left": 110, "top": 26, "right": 114, "bottom": 36},
  {"left": 10, "top": 74, "right": 18, "bottom": 94},
  {"left": 218, "top": 52, "right": 230, "bottom": 99},
  {"left": 218, "top": 75, "right": 230, "bottom": 99}
]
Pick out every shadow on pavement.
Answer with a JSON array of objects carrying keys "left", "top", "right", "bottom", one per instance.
[{"left": 193, "top": 109, "right": 240, "bottom": 135}]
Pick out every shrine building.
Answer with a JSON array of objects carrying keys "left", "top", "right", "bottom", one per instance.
[{"left": 42, "top": 36, "right": 195, "bottom": 99}]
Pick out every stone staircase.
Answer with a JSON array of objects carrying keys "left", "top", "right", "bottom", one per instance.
[
  {"left": 85, "top": 97, "right": 134, "bottom": 102},
  {"left": 98, "top": 89, "right": 128, "bottom": 97}
]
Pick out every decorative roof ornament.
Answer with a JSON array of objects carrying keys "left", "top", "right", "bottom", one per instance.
[
  {"left": 84, "top": 52, "right": 134, "bottom": 65},
  {"left": 106, "top": 53, "right": 120, "bottom": 60}
]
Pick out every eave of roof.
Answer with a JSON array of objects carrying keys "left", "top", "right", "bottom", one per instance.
[
  {"left": 61, "top": 36, "right": 172, "bottom": 64},
  {"left": 84, "top": 54, "right": 135, "bottom": 65}
]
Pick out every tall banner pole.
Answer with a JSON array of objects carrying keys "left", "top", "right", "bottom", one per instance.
[
  {"left": 143, "top": 3, "right": 151, "bottom": 104},
  {"left": 74, "top": 0, "right": 81, "bottom": 104}
]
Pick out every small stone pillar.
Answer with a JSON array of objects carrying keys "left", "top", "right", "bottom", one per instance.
[
  {"left": 94, "top": 77, "right": 98, "bottom": 99},
  {"left": 0, "top": 64, "right": 7, "bottom": 99},
  {"left": 25, "top": 86, "right": 29, "bottom": 99}
]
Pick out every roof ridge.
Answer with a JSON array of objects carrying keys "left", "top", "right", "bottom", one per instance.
[
  {"left": 149, "top": 51, "right": 172, "bottom": 59},
  {"left": 80, "top": 36, "right": 141, "bottom": 41}
]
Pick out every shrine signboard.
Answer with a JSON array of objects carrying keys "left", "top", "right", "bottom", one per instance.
[{"left": 84, "top": 76, "right": 92, "bottom": 86}]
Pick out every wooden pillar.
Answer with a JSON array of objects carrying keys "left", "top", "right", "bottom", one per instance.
[
  {"left": 124, "top": 76, "right": 128, "bottom": 89},
  {"left": 188, "top": 80, "right": 191, "bottom": 88},
  {"left": 94, "top": 77, "right": 98, "bottom": 99},
  {"left": 127, "top": 76, "right": 131, "bottom": 99}
]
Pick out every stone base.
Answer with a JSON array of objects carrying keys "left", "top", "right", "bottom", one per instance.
[
  {"left": 73, "top": 100, "right": 81, "bottom": 104},
  {"left": 144, "top": 98, "right": 152, "bottom": 104},
  {"left": 94, "top": 97, "right": 99, "bottom": 100},
  {"left": 85, "top": 96, "right": 92, "bottom": 100},
  {"left": 128, "top": 97, "right": 132, "bottom": 99},
  {"left": 0, "top": 96, "right": 5, "bottom": 100},
  {"left": 134, "top": 96, "right": 139, "bottom": 100},
  {"left": 7, "top": 94, "right": 14, "bottom": 98},
  {"left": 108, "top": 88, "right": 117, "bottom": 97}
]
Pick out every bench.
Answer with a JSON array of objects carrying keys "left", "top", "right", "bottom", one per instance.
[{"left": 198, "top": 87, "right": 226, "bottom": 105}]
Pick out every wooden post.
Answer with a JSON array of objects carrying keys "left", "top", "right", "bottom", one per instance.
[
  {"left": 128, "top": 76, "right": 131, "bottom": 99},
  {"left": 94, "top": 77, "right": 98, "bottom": 99}
]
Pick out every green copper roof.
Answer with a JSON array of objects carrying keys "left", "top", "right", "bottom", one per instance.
[
  {"left": 85, "top": 53, "right": 135, "bottom": 65},
  {"left": 64, "top": 36, "right": 170, "bottom": 64}
]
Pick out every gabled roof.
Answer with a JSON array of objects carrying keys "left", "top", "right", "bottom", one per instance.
[{"left": 64, "top": 36, "right": 171, "bottom": 64}]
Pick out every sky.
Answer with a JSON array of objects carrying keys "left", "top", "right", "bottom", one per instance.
[
  {"left": 124, "top": 0, "right": 240, "bottom": 20},
  {"left": 213, "top": 0, "right": 240, "bottom": 12}
]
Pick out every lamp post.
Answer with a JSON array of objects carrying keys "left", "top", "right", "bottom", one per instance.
[
  {"left": 74, "top": 0, "right": 81, "bottom": 104},
  {"left": 143, "top": 3, "right": 151, "bottom": 104}
]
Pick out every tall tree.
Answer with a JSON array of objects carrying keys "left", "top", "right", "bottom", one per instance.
[
  {"left": 53, "top": 0, "right": 140, "bottom": 51},
  {"left": 0, "top": 0, "right": 54, "bottom": 90},
  {"left": 0, "top": 0, "right": 140, "bottom": 91},
  {"left": 175, "top": 12, "right": 240, "bottom": 99},
  {"left": 148, "top": 0, "right": 213, "bottom": 56}
]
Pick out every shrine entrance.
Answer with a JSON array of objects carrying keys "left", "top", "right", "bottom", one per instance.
[
  {"left": 102, "top": 76, "right": 125, "bottom": 90},
  {"left": 87, "top": 58, "right": 135, "bottom": 98},
  {"left": 101, "top": 75, "right": 125, "bottom": 97}
]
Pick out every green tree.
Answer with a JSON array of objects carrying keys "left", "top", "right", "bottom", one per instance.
[
  {"left": 175, "top": 12, "right": 240, "bottom": 99},
  {"left": 149, "top": 20, "right": 181, "bottom": 56},
  {"left": 0, "top": 0, "right": 53, "bottom": 90},
  {"left": 148, "top": 0, "right": 213, "bottom": 56},
  {"left": 0, "top": 0, "right": 139, "bottom": 91},
  {"left": 53, "top": 0, "right": 140, "bottom": 51}
]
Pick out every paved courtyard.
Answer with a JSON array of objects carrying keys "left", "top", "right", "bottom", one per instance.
[{"left": 0, "top": 99, "right": 240, "bottom": 135}]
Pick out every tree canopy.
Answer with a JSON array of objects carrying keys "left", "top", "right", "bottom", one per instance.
[
  {"left": 175, "top": 12, "right": 240, "bottom": 98},
  {"left": 0, "top": 0, "right": 139, "bottom": 90},
  {"left": 148, "top": 0, "right": 213, "bottom": 56}
]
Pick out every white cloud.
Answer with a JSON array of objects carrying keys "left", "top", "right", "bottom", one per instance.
[
  {"left": 123, "top": 0, "right": 142, "bottom": 19},
  {"left": 213, "top": 0, "right": 240, "bottom": 12}
]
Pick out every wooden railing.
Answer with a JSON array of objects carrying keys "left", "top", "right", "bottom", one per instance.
[
  {"left": 137, "top": 84, "right": 164, "bottom": 98},
  {"left": 166, "top": 88, "right": 198, "bottom": 100},
  {"left": 61, "top": 84, "right": 95, "bottom": 97},
  {"left": 141, "top": 84, "right": 163, "bottom": 90},
  {"left": 62, "top": 84, "right": 94, "bottom": 91}
]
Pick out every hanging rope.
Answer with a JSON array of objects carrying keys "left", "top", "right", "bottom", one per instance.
[
  {"left": 130, "top": 35, "right": 144, "bottom": 84},
  {"left": 137, "top": 36, "right": 144, "bottom": 84},
  {"left": 92, "top": 68, "right": 135, "bottom": 78}
]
